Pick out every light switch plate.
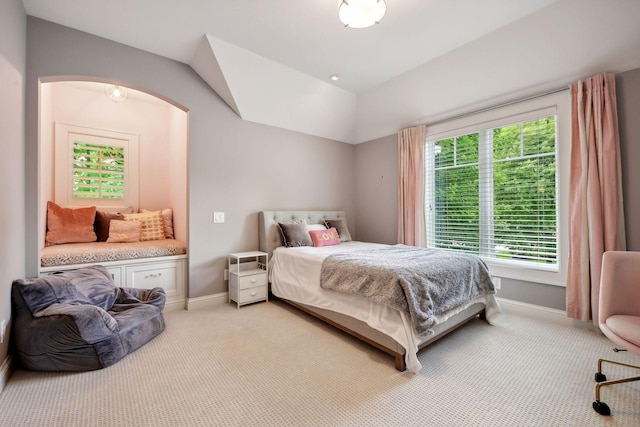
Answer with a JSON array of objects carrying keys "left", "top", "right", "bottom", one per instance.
[{"left": 213, "top": 212, "right": 225, "bottom": 223}]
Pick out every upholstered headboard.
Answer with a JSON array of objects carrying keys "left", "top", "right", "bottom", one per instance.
[{"left": 259, "top": 210, "right": 348, "bottom": 258}]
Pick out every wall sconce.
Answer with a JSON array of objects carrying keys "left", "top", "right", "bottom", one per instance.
[{"left": 105, "top": 84, "right": 128, "bottom": 103}]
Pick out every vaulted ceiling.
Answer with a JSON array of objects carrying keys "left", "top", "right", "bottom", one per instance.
[{"left": 22, "top": 0, "right": 640, "bottom": 143}]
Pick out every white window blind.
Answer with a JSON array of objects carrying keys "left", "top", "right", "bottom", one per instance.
[
  {"left": 72, "top": 142, "right": 126, "bottom": 199},
  {"left": 426, "top": 110, "right": 557, "bottom": 269}
]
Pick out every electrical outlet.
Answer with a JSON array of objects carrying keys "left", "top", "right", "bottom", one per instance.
[
  {"left": 0, "top": 319, "right": 6, "bottom": 344},
  {"left": 492, "top": 277, "right": 502, "bottom": 290},
  {"left": 224, "top": 269, "right": 228, "bottom": 281}
]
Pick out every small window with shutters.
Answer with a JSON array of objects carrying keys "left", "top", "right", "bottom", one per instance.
[
  {"left": 72, "top": 142, "right": 126, "bottom": 199},
  {"left": 55, "top": 123, "right": 139, "bottom": 209}
]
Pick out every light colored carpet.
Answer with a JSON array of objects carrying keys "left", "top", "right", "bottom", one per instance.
[{"left": 0, "top": 299, "right": 638, "bottom": 426}]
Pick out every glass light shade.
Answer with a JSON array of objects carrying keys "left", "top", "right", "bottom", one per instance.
[
  {"left": 105, "top": 84, "right": 128, "bottom": 103},
  {"left": 338, "top": 0, "right": 387, "bottom": 29}
]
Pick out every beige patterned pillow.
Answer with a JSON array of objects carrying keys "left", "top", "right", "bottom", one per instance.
[
  {"left": 107, "top": 220, "right": 142, "bottom": 243},
  {"left": 123, "top": 211, "right": 165, "bottom": 241},
  {"left": 140, "top": 208, "right": 174, "bottom": 239}
]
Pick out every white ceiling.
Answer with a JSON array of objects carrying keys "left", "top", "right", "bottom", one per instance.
[
  {"left": 21, "top": 0, "right": 640, "bottom": 143},
  {"left": 22, "top": 0, "right": 558, "bottom": 94}
]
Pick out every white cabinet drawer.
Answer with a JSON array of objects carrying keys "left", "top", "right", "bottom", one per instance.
[
  {"left": 41, "top": 266, "right": 122, "bottom": 285},
  {"left": 229, "top": 272, "right": 268, "bottom": 306},
  {"left": 39, "top": 256, "right": 187, "bottom": 309},
  {"left": 237, "top": 286, "right": 267, "bottom": 304},
  {"left": 106, "top": 267, "right": 122, "bottom": 285},
  {"left": 125, "top": 261, "right": 184, "bottom": 300},
  {"left": 231, "top": 272, "right": 267, "bottom": 290}
]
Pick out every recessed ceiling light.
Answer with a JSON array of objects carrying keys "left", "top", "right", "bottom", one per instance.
[{"left": 330, "top": 74, "right": 340, "bottom": 81}]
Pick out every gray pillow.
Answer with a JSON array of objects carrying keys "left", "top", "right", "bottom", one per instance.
[
  {"left": 278, "top": 220, "right": 312, "bottom": 247},
  {"left": 324, "top": 219, "right": 352, "bottom": 242}
]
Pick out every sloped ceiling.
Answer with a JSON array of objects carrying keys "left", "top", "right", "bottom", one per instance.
[
  {"left": 22, "top": 0, "right": 640, "bottom": 144},
  {"left": 190, "top": 35, "right": 356, "bottom": 143}
]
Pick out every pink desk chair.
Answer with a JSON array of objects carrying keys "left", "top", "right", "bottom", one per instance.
[{"left": 593, "top": 251, "right": 640, "bottom": 416}]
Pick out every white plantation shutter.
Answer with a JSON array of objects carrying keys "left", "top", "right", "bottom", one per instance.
[
  {"left": 72, "top": 142, "right": 126, "bottom": 199},
  {"left": 425, "top": 108, "right": 558, "bottom": 269},
  {"left": 55, "top": 123, "right": 139, "bottom": 209}
]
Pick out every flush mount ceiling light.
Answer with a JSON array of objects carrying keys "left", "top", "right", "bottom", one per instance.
[
  {"left": 330, "top": 74, "right": 340, "bottom": 81},
  {"left": 338, "top": 0, "right": 387, "bottom": 29},
  {"left": 105, "top": 84, "right": 128, "bottom": 103}
]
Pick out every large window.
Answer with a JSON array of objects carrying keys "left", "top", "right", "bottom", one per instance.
[{"left": 424, "top": 93, "right": 570, "bottom": 285}]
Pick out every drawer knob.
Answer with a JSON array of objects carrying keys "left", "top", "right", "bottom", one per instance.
[
  {"left": 250, "top": 279, "right": 257, "bottom": 283},
  {"left": 144, "top": 273, "right": 163, "bottom": 279},
  {"left": 250, "top": 291, "right": 257, "bottom": 296}
]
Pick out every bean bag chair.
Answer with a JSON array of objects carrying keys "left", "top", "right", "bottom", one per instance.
[{"left": 11, "top": 265, "right": 165, "bottom": 371}]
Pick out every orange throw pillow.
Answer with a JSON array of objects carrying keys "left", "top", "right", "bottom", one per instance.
[{"left": 45, "top": 201, "right": 97, "bottom": 246}]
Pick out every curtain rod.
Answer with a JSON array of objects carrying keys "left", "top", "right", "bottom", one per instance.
[{"left": 426, "top": 85, "right": 570, "bottom": 127}]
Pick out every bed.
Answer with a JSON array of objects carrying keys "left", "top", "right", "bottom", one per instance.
[{"left": 259, "top": 210, "right": 500, "bottom": 373}]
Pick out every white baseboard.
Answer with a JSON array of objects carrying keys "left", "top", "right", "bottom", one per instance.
[
  {"left": 496, "top": 297, "right": 595, "bottom": 331},
  {"left": 164, "top": 299, "right": 188, "bottom": 312},
  {"left": 0, "top": 353, "right": 13, "bottom": 395},
  {"left": 186, "top": 292, "right": 228, "bottom": 311}
]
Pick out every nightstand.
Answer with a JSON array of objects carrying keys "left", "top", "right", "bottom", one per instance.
[{"left": 228, "top": 251, "right": 268, "bottom": 308}]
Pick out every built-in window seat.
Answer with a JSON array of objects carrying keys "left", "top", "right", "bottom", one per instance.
[
  {"left": 40, "top": 240, "right": 188, "bottom": 310},
  {"left": 40, "top": 240, "right": 187, "bottom": 267},
  {"left": 40, "top": 203, "right": 188, "bottom": 310}
]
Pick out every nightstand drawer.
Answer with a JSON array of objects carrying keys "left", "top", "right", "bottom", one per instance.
[
  {"left": 237, "top": 286, "right": 267, "bottom": 304},
  {"left": 233, "top": 272, "right": 267, "bottom": 290}
]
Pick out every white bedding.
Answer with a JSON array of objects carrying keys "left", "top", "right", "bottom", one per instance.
[{"left": 269, "top": 241, "right": 499, "bottom": 373}]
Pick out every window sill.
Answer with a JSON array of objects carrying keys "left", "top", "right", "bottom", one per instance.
[{"left": 483, "top": 258, "right": 566, "bottom": 287}]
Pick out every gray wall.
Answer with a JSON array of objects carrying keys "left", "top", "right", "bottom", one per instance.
[
  {"left": 0, "top": 0, "right": 26, "bottom": 371},
  {"left": 25, "top": 18, "right": 356, "bottom": 298},
  {"left": 618, "top": 68, "right": 640, "bottom": 251},
  {"left": 354, "top": 134, "right": 398, "bottom": 244},
  {"left": 353, "top": 68, "right": 640, "bottom": 311},
  {"left": 11, "top": 12, "right": 640, "bottom": 319}
]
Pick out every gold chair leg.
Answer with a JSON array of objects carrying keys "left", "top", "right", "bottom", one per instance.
[
  {"left": 597, "top": 357, "right": 640, "bottom": 374},
  {"left": 593, "top": 358, "right": 640, "bottom": 416}
]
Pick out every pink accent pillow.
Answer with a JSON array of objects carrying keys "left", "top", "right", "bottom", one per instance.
[
  {"left": 106, "top": 220, "right": 142, "bottom": 243},
  {"left": 309, "top": 227, "right": 341, "bottom": 247}
]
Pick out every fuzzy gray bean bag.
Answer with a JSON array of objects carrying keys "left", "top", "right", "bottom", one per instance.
[{"left": 11, "top": 265, "right": 166, "bottom": 371}]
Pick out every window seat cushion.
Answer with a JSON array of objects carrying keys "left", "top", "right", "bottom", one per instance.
[{"left": 41, "top": 240, "right": 187, "bottom": 267}]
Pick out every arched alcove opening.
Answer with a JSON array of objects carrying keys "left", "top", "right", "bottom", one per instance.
[{"left": 37, "top": 78, "right": 189, "bottom": 302}]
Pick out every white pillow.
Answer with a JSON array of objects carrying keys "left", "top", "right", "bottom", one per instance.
[{"left": 307, "top": 224, "right": 327, "bottom": 231}]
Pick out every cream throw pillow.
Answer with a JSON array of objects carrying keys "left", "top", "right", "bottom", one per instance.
[{"left": 123, "top": 211, "right": 165, "bottom": 241}]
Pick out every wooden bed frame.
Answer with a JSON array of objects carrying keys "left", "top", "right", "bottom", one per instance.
[{"left": 259, "top": 210, "right": 487, "bottom": 371}]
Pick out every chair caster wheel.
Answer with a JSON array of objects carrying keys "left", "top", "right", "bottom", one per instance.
[
  {"left": 595, "top": 372, "right": 607, "bottom": 382},
  {"left": 593, "top": 400, "right": 611, "bottom": 416}
]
